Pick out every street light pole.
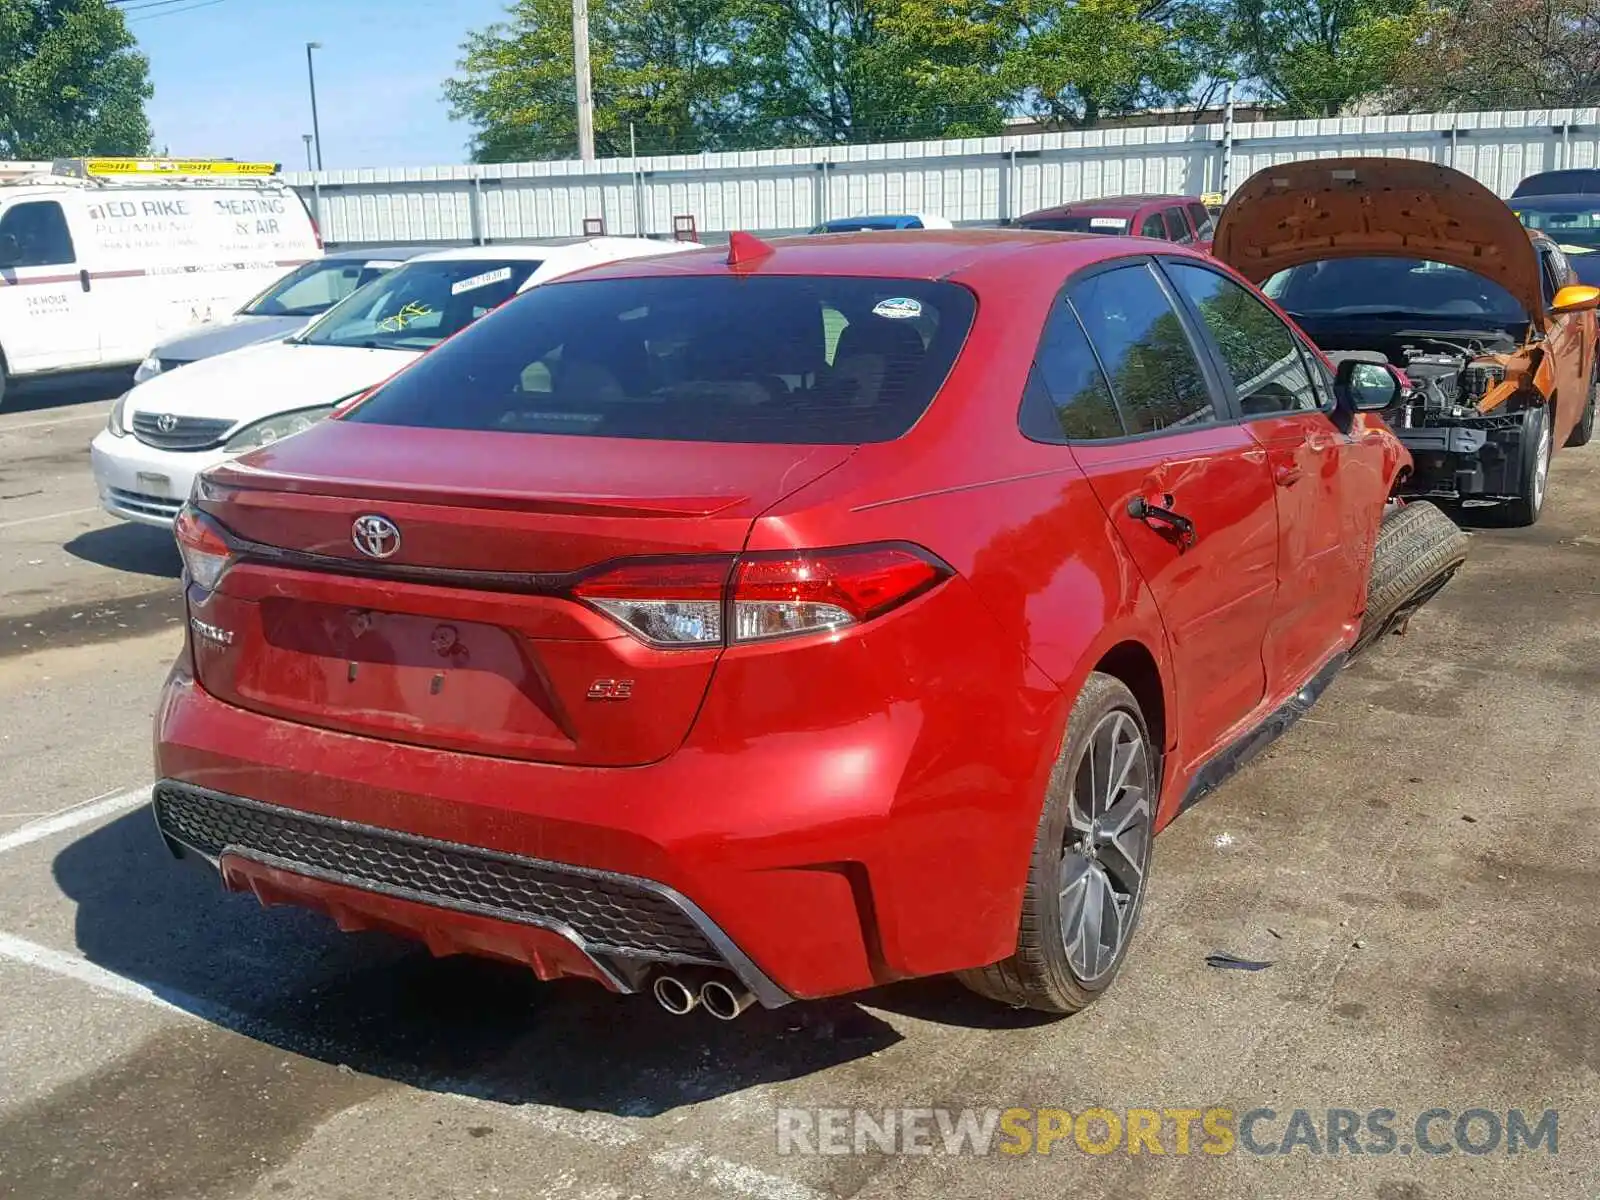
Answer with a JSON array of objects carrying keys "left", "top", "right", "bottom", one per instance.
[
  {"left": 571, "top": 0, "right": 595, "bottom": 161},
  {"left": 305, "top": 41, "right": 325, "bottom": 171},
  {"left": 302, "top": 134, "right": 314, "bottom": 171}
]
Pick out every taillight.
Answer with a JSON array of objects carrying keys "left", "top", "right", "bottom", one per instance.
[
  {"left": 573, "top": 544, "right": 950, "bottom": 648},
  {"left": 572, "top": 558, "right": 731, "bottom": 647},
  {"left": 174, "top": 505, "right": 233, "bottom": 591}
]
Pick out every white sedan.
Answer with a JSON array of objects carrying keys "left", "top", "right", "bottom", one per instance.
[{"left": 90, "top": 237, "right": 692, "bottom": 526}]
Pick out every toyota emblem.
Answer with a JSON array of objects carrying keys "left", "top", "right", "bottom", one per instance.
[
  {"left": 156, "top": 413, "right": 179, "bottom": 434},
  {"left": 352, "top": 514, "right": 401, "bottom": 560}
]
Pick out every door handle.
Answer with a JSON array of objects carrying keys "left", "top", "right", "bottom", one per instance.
[
  {"left": 79, "top": 269, "right": 90, "bottom": 293},
  {"left": 1127, "top": 494, "right": 1197, "bottom": 548},
  {"left": 1306, "top": 434, "right": 1334, "bottom": 453},
  {"left": 1274, "top": 464, "right": 1304, "bottom": 486}
]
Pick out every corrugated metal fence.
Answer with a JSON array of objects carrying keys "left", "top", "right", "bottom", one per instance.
[{"left": 282, "top": 108, "right": 1600, "bottom": 248}]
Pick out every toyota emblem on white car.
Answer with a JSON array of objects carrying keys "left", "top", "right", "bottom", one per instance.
[
  {"left": 156, "top": 413, "right": 179, "bottom": 433},
  {"left": 352, "top": 514, "right": 401, "bottom": 559}
]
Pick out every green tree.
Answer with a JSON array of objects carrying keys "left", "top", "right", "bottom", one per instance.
[
  {"left": 0, "top": 0, "right": 152, "bottom": 159},
  {"left": 1224, "top": 0, "right": 1422, "bottom": 117},
  {"left": 1392, "top": 0, "right": 1600, "bottom": 111},
  {"left": 1001, "top": 0, "right": 1216, "bottom": 128},
  {"left": 445, "top": 0, "right": 742, "bottom": 160},
  {"left": 733, "top": 0, "right": 1007, "bottom": 144}
]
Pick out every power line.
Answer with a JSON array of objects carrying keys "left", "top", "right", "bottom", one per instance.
[{"left": 124, "top": 0, "right": 235, "bottom": 20}]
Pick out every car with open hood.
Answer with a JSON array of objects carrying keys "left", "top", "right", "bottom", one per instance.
[{"left": 1214, "top": 157, "right": 1599, "bottom": 524}]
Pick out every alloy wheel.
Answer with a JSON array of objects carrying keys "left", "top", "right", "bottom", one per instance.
[{"left": 1058, "top": 710, "right": 1151, "bottom": 984}]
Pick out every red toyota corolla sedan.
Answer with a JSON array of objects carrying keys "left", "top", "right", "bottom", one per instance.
[{"left": 155, "top": 229, "right": 1411, "bottom": 1018}]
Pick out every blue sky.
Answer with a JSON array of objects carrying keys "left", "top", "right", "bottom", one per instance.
[{"left": 129, "top": 0, "right": 511, "bottom": 169}]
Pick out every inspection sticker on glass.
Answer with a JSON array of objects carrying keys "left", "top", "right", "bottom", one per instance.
[
  {"left": 872, "top": 297, "right": 923, "bottom": 319},
  {"left": 451, "top": 267, "right": 514, "bottom": 295}
]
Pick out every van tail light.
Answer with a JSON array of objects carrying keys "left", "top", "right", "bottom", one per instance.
[
  {"left": 310, "top": 215, "right": 324, "bottom": 250},
  {"left": 174, "top": 505, "right": 233, "bottom": 591},
  {"left": 573, "top": 544, "right": 950, "bottom": 648}
]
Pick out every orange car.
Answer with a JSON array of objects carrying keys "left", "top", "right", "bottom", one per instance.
[{"left": 1215, "top": 158, "right": 1599, "bottom": 525}]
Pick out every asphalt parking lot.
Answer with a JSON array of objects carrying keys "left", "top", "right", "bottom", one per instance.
[{"left": 1, "top": 376, "right": 1597, "bottom": 1200}]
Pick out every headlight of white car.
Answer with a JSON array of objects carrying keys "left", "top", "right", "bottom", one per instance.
[
  {"left": 106, "top": 393, "right": 130, "bottom": 437},
  {"left": 224, "top": 405, "right": 336, "bottom": 453},
  {"left": 133, "top": 355, "right": 162, "bottom": 384}
]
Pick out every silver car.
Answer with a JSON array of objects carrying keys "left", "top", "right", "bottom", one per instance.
[{"left": 132, "top": 246, "right": 435, "bottom": 384}]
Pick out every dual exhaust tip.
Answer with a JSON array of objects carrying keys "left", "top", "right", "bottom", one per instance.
[{"left": 652, "top": 972, "right": 757, "bottom": 1020}]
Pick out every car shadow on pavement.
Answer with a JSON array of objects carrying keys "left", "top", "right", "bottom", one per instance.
[
  {"left": 53, "top": 810, "right": 908, "bottom": 1115},
  {"left": 64, "top": 524, "right": 182, "bottom": 579},
  {"left": 4, "top": 370, "right": 133, "bottom": 416}
]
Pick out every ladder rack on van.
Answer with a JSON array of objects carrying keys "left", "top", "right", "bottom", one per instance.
[{"left": 0, "top": 158, "right": 287, "bottom": 190}]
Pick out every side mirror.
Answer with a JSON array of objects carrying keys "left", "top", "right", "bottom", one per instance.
[
  {"left": 1550, "top": 283, "right": 1600, "bottom": 315},
  {"left": 1335, "top": 358, "right": 1403, "bottom": 412},
  {"left": 0, "top": 233, "right": 20, "bottom": 268}
]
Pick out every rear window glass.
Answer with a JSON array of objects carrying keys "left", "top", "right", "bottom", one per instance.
[
  {"left": 346, "top": 276, "right": 977, "bottom": 444},
  {"left": 297, "top": 258, "right": 540, "bottom": 352},
  {"left": 1019, "top": 215, "right": 1130, "bottom": 234}
]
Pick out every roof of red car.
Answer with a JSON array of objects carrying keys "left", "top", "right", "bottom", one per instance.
[
  {"left": 565, "top": 228, "right": 1165, "bottom": 285},
  {"left": 1020, "top": 194, "right": 1198, "bottom": 219}
]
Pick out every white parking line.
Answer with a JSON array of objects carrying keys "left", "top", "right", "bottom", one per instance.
[
  {"left": 0, "top": 506, "right": 101, "bottom": 532},
  {"left": 0, "top": 785, "right": 151, "bottom": 856},
  {"left": 0, "top": 931, "right": 205, "bottom": 1018},
  {"left": 2, "top": 411, "right": 108, "bottom": 433}
]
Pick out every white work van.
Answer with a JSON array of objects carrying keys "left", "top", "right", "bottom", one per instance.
[{"left": 0, "top": 158, "right": 321, "bottom": 406}]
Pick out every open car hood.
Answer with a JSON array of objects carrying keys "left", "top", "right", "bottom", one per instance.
[{"left": 1213, "top": 158, "right": 1546, "bottom": 328}]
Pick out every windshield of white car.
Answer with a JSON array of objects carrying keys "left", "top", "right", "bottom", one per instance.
[
  {"left": 240, "top": 259, "right": 395, "bottom": 319},
  {"left": 294, "top": 259, "right": 541, "bottom": 351},
  {"left": 1263, "top": 257, "right": 1527, "bottom": 324}
]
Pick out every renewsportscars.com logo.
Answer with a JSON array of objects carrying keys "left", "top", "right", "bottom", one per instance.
[{"left": 775, "top": 1107, "right": 1560, "bottom": 1158}]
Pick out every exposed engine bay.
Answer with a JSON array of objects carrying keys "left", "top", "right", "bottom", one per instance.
[{"left": 1324, "top": 330, "right": 1543, "bottom": 501}]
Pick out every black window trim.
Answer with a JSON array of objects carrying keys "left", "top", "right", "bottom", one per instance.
[
  {"left": 1017, "top": 253, "right": 1240, "bottom": 447},
  {"left": 0, "top": 199, "right": 77, "bottom": 269},
  {"left": 1152, "top": 255, "right": 1340, "bottom": 426}
]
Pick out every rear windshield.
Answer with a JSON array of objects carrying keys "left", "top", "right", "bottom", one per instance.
[
  {"left": 297, "top": 258, "right": 540, "bottom": 352},
  {"left": 346, "top": 275, "right": 976, "bottom": 443},
  {"left": 1017, "top": 214, "right": 1130, "bottom": 234},
  {"left": 1263, "top": 257, "right": 1526, "bottom": 324},
  {"left": 1514, "top": 204, "right": 1600, "bottom": 250}
]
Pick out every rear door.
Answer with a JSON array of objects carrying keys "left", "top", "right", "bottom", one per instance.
[
  {"left": 1161, "top": 258, "right": 1377, "bottom": 693},
  {"left": 0, "top": 198, "right": 98, "bottom": 371},
  {"left": 1056, "top": 260, "right": 1279, "bottom": 768}
]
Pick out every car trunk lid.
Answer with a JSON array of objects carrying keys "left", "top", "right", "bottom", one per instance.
[{"left": 188, "top": 421, "right": 853, "bottom": 766}]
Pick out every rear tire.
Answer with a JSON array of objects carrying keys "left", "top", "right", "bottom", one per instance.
[
  {"left": 1352, "top": 501, "right": 1468, "bottom": 658},
  {"left": 1502, "top": 404, "right": 1553, "bottom": 526},
  {"left": 958, "top": 673, "right": 1155, "bottom": 1014},
  {"left": 1566, "top": 368, "right": 1596, "bottom": 448}
]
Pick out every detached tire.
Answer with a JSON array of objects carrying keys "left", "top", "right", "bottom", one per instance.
[
  {"left": 1352, "top": 501, "right": 1468, "bottom": 658},
  {"left": 958, "top": 673, "right": 1156, "bottom": 1014}
]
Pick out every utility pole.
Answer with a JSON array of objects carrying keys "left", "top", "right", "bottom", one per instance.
[
  {"left": 571, "top": 0, "right": 596, "bottom": 161},
  {"left": 302, "top": 134, "right": 314, "bottom": 171},
  {"left": 306, "top": 41, "right": 325, "bottom": 171}
]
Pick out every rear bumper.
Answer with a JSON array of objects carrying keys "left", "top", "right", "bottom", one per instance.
[
  {"left": 154, "top": 619, "right": 1064, "bottom": 1000},
  {"left": 155, "top": 780, "right": 790, "bottom": 1006}
]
